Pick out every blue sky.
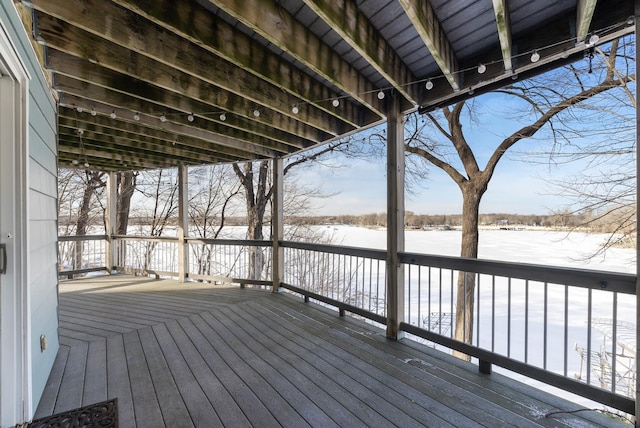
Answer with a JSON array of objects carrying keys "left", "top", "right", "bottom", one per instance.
[{"left": 292, "top": 93, "right": 583, "bottom": 216}]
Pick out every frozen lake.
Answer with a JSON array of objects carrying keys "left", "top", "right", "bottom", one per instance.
[{"left": 321, "top": 225, "right": 635, "bottom": 274}]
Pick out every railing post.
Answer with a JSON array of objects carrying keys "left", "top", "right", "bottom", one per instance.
[
  {"left": 386, "top": 93, "right": 405, "bottom": 340},
  {"left": 635, "top": 1, "right": 640, "bottom": 419},
  {"left": 105, "top": 172, "right": 117, "bottom": 273},
  {"left": 272, "top": 157, "right": 284, "bottom": 292},
  {"left": 178, "top": 165, "right": 189, "bottom": 282}
]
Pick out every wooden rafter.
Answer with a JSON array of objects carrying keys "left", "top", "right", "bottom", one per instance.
[
  {"left": 398, "top": 0, "right": 460, "bottom": 91},
  {"left": 198, "top": 0, "right": 387, "bottom": 116},
  {"left": 110, "top": 0, "right": 380, "bottom": 126},
  {"left": 492, "top": 0, "right": 513, "bottom": 72},
  {"left": 576, "top": 0, "right": 598, "bottom": 43},
  {"left": 302, "top": 0, "right": 418, "bottom": 110}
]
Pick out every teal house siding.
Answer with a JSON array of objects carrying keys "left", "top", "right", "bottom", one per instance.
[{"left": 0, "top": 2, "right": 59, "bottom": 416}]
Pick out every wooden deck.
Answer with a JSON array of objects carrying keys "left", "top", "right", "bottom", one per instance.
[{"left": 35, "top": 275, "right": 628, "bottom": 427}]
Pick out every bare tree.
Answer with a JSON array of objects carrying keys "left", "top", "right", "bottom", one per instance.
[
  {"left": 403, "top": 38, "right": 634, "bottom": 358},
  {"left": 232, "top": 140, "right": 352, "bottom": 280},
  {"left": 189, "top": 164, "right": 242, "bottom": 276}
]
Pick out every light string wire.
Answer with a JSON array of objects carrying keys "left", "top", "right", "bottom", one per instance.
[{"left": 64, "top": 16, "right": 635, "bottom": 168}]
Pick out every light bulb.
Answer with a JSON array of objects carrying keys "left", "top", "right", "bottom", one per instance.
[
  {"left": 76, "top": 106, "right": 83, "bottom": 113},
  {"left": 83, "top": 162, "right": 90, "bottom": 168},
  {"left": 110, "top": 111, "right": 116, "bottom": 119},
  {"left": 187, "top": 113, "right": 194, "bottom": 122},
  {"left": 72, "top": 159, "right": 79, "bottom": 165},
  {"left": 477, "top": 63, "right": 486, "bottom": 74},
  {"left": 253, "top": 109, "right": 260, "bottom": 117},
  {"left": 133, "top": 112, "right": 140, "bottom": 121},
  {"left": 220, "top": 113, "right": 226, "bottom": 121},
  {"left": 160, "top": 114, "right": 167, "bottom": 122},
  {"left": 588, "top": 34, "right": 599, "bottom": 45},
  {"left": 77, "top": 128, "right": 84, "bottom": 135},
  {"left": 332, "top": 99, "right": 340, "bottom": 107},
  {"left": 469, "top": 88, "right": 474, "bottom": 95},
  {"left": 425, "top": 79, "right": 434, "bottom": 90},
  {"left": 90, "top": 108, "right": 96, "bottom": 116},
  {"left": 530, "top": 51, "right": 540, "bottom": 63},
  {"left": 377, "top": 90, "right": 385, "bottom": 100},
  {"left": 292, "top": 105, "right": 299, "bottom": 114}
]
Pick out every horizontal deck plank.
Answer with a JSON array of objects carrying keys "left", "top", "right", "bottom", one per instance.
[{"left": 34, "top": 275, "right": 630, "bottom": 428}]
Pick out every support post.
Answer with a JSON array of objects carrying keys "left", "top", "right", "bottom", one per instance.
[
  {"left": 272, "top": 157, "right": 284, "bottom": 292},
  {"left": 635, "top": 1, "right": 639, "bottom": 420},
  {"left": 177, "top": 165, "right": 189, "bottom": 282},
  {"left": 105, "top": 172, "right": 117, "bottom": 273},
  {"left": 386, "top": 94, "right": 405, "bottom": 340}
]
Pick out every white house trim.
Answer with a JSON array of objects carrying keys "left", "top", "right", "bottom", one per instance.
[{"left": 0, "top": 17, "right": 31, "bottom": 426}]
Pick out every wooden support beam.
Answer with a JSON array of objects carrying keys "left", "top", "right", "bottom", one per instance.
[
  {"left": 272, "top": 157, "right": 284, "bottom": 293},
  {"left": 386, "top": 94, "right": 405, "bottom": 340},
  {"left": 57, "top": 94, "right": 283, "bottom": 159},
  {"left": 398, "top": 0, "right": 460, "bottom": 91},
  {"left": 177, "top": 165, "right": 189, "bottom": 282},
  {"left": 29, "top": 0, "right": 378, "bottom": 128},
  {"left": 46, "top": 49, "right": 326, "bottom": 149},
  {"left": 105, "top": 173, "right": 117, "bottom": 271},
  {"left": 576, "top": 0, "right": 598, "bottom": 43},
  {"left": 36, "top": 13, "right": 352, "bottom": 138},
  {"left": 200, "top": 0, "right": 386, "bottom": 117},
  {"left": 53, "top": 74, "right": 299, "bottom": 155},
  {"left": 492, "top": 0, "right": 513, "bottom": 72},
  {"left": 58, "top": 108, "right": 255, "bottom": 162},
  {"left": 302, "top": 0, "right": 418, "bottom": 110}
]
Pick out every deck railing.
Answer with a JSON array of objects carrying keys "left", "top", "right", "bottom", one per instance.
[{"left": 57, "top": 234, "right": 636, "bottom": 414}]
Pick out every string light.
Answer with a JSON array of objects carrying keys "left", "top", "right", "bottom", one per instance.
[
  {"left": 72, "top": 159, "right": 79, "bottom": 165},
  {"left": 71, "top": 19, "right": 626, "bottom": 130},
  {"left": 77, "top": 128, "right": 84, "bottom": 135},
  {"left": 84, "top": 162, "right": 90, "bottom": 168},
  {"left": 530, "top": 51, "right": 540, "bottom": 63}
]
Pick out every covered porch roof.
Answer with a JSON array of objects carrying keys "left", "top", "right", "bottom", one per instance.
[{"left": 18, "top": 0, "right": 635, "bottom": 171}]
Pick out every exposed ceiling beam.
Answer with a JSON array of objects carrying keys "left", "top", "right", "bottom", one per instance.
[
  {"left": 54, "top": 81, "right": 292, "bottom": 158},
  {"left": 302, "top": 0, "right": 419, "bottom": 109},
  {"left": 33, "top": 10, "right": 355, "bottom": 139},
  {"left": 197, "top": 0, "right": 387, "bottom": 117},
  {"left": 51, "top": 69, "right": 304, "bottom": 155},
  {"left": 398, "top": 0, "right": 460, "bottom": 91},
  {"left": 492, "top": 0, "right": 513, "bottom": 72},
  {"left": 576, "top": 0, "right": 598, "bottom": 43},
  {"left": 109, "top": 0, "right": 382, "bottom": 126},
  {"left": 58, "top": 108, "right": 253, "bottom": 162}
]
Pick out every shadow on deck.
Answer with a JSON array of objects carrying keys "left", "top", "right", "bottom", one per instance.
[{"left": 35, "top": 275, "right": 628, "bottom": 427}]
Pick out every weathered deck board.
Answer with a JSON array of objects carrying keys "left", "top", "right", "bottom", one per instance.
[{"left": 34, "top": 275, "right": 629, "bottom": 427}]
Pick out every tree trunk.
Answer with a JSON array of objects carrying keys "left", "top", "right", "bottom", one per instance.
[
  {"left": 73, "top": 171, "right": 95, "bottom": 270},
  {"left": 116, "top": 171, "right": 136, "bottom": 235},
  {"left": 453, "top": 185, "right": 483, "bottom": 360}
]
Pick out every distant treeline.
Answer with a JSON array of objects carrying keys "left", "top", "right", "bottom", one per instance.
[
  {"left": 60, "top": 211, "right": 627, "bottom": 234},
  {"left": 287, "top": 211, "right": 624, "bottom": 232}
]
